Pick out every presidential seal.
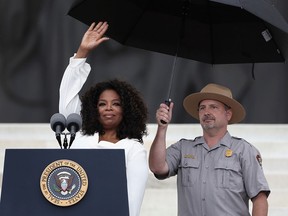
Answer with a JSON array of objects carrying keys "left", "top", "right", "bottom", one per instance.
[{"left": 40, "top": 159, "right": 88, "bottom": 207}]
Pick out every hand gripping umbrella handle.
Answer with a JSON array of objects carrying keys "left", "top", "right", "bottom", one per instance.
[{"left": 160, "top": 99, "right": 171, "bottom": 124}]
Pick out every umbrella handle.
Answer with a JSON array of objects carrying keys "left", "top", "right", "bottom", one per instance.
[{"left": 160, "top": 99, "right": 171, "bottom": 124}]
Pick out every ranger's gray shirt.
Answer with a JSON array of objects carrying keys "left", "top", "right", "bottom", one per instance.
[{"left": 157, "top": 132, "right": 270, "bottom": 216}]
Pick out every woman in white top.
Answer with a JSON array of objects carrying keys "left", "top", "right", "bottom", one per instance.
[{"left": 59, "top": 22, "right": 148, "bottom": 216}]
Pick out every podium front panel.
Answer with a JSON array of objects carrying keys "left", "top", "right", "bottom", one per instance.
[{"left": 0, "top": 149, "right": 129, "bottom": 216}]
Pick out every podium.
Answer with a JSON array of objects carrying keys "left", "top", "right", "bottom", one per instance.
[{"left": 0, "top": 149, "right": 129, "bottom": 216}]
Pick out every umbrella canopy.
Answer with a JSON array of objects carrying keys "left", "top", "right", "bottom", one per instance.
[
  {"left": 68, "top": 0, "right": 285, "bottom": 64},
  {"left": 211, "top": 0, "right": 288, "bottom": 34}
]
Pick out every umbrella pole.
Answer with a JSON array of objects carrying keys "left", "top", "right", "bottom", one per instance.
[
  {"left": 161, "top": 0, "right": 190, "bottom": 124},
  {"left": 160, "top": 45, "right": 178, "bottom": 124},
  {"left": 165, "top": 47, "right": 178, "bottom": 106},
  {"left": 164, "top": 0, "right": 190, "bottom": 102}
]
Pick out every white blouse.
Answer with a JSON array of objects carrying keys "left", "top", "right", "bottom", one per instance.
[{"left": 59, "top": 56, "right": 148, "bottom": 216}]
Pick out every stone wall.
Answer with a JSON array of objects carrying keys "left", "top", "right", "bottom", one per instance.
[{"left": 0, "top": 124, "right": 288, "bottom": 215}]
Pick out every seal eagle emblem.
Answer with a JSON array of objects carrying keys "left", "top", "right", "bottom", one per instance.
[{"left": 40, "top": 159, "right": 88, "bottom": 207}]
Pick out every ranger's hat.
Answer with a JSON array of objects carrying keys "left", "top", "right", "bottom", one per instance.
[{"left": 183, "top": 83, "right": 246, "bottom": 124}]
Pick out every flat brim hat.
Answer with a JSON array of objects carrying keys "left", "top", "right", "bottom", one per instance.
[{"left": 183, "top": 83, "right": 246, "bottom": 124}]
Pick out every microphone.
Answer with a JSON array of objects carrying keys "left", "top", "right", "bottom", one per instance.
[
  {"left": 66, "top": 113, "right": 82, "bottom": 148},
  {"left": 50, "top": 113, "right": 66, "bottom": 149}
]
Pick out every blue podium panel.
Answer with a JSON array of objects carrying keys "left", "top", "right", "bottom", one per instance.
[{"left": 0, "top": 149, "right": 129, "bottom": 216}]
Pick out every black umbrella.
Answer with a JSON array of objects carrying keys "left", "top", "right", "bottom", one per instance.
[
  {"left": 68, "top": 0, "right": 286, "bottom": 118},
  {"left": 68, "top": 0, "right": 285, "bottom": 64},
  {"left": 212, "top": 0, "right": 288, "bottom": 35}
]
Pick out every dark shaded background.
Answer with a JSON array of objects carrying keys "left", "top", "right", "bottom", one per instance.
[{"left": 1, "top": 0, "right": 288, "bottom": 123}]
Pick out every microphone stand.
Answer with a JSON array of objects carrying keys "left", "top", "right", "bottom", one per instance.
[
  {"left": 68, "top": 133, "right": 75, "bottom": 149},
  {"left": 56, "top": 134, "right": 63, "bottom": 149},
  {"left": 62, "top": 133, "right": 68, "bottom": 149},
  {"left": 57, "top": 132, "right": 75, "bottom": 149}
]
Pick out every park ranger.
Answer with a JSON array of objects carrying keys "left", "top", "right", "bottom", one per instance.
[{"left": 149, "top": 83, "right": 270, "bottom": 216}]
